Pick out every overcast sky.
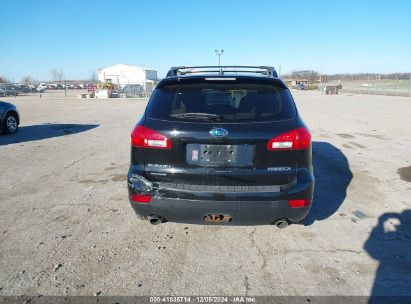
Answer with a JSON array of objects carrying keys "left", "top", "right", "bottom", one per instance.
[{"left": 1, "top": 0, "right": 410, "bottom": 81}]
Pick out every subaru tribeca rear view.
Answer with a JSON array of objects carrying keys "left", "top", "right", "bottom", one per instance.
[{"left": 128, "top": 66, "right": 314, "bottom": 227}]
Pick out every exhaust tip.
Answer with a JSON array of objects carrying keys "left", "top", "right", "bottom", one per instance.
[
  {"left": 274, "top": 219, "right": 289, "bottom": 229},
  {"left": 147, "top": 215, "right": 164, "bottom": 225}
]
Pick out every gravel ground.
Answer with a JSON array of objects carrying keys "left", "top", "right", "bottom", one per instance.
[{"left": 0, "top": 91, "right": 410, "bottom": 297}]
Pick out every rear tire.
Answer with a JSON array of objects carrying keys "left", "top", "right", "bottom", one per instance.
[{"left": 4, "top": 112, "right": 18, "bottom": 134}]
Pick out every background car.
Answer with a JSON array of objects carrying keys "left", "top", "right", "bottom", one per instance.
[
  {"left": 0, "top": 85, "right": 19, "bottom": 96},
  {"left": 0, "top": 101, "right": 20, "bottom": 134},
  {"left": 296, "top": 83, "right": 307, "bottom": 90},
  {"left": 17, "top": 85, "right": 35, "bottom": 94},
  {"left": 36, "top": 83, "right": 47, "bottom": 92}
]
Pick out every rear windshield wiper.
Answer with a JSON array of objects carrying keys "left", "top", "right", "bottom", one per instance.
[{"left": 170, "top": 113, "right": 224, "bottom": 121}]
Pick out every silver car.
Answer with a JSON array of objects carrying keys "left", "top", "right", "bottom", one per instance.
[{"left": 0, "top": 101, "right": 20, "bottom": 134}]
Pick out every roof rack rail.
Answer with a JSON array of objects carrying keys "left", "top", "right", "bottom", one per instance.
[{"left": 166, "top": 66, "right": 278, "bottom": 78}]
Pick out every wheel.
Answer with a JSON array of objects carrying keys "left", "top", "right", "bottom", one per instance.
[{"left": 4, "top": 112, "right": 18, "bottom": 134}]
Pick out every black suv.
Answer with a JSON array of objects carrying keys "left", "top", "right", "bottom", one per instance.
[{"left": 128, "top": 66, "right": 314, "bottom": 227}]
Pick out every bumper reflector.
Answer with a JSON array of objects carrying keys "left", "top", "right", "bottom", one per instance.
[
  {"left": 130, "top": 194, "right": 152, "bottom": 204},
  {"left": 288, "top": 199, "right": 311, "bottom": 208}
]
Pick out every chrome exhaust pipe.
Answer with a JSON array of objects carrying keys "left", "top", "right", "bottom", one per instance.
[
  {"left": 147, "top": 215, "right": 163, "bottom": 225},
  {"left": 275, "top": 219, "right": 289, "bottom": 229}
]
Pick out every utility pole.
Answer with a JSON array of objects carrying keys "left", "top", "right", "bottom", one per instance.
[
  {"left": 384, "top": 75, "right": 387, "bottom": 96},
  {"left": 367, "top": 73, "right": 370, "bottom": 95},
  {"left": 64, "top": 73, "right": 67, "bottom": 98},
  {"left": 377, "top": 74, "right": 380, "bottom": 95},
  {"left": 396, "top": 73, "right": 399, "bottom": 96},
  {"left": 57, "top": 69, "right": 67, "bottom": 97},
  {"left": 319, "top": 62, "right": 323, "bottom": 94}
]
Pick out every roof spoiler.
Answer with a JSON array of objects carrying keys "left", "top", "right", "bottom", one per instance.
[{"left": 166, "top": 66, "right": 278, "bottom": 78}]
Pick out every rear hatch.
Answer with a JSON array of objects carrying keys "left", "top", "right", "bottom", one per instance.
[{"left": 132, "top": 76, "right": 299, "bottom": 188}]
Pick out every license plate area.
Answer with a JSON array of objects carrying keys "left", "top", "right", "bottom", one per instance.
[
  {"left": 186, "top": 144, "right": 253, "bottom": 167},
  {"left": 204, "top": 214, "right": 233, "bottom": 223}
]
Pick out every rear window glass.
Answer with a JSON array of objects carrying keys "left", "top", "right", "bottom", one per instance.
[{"left": 146, "top": 82, "right": 296, "bottom": 122}]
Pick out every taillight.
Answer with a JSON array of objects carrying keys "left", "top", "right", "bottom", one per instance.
[
  {"left": 131, "top": 126, "right": 171, "bottom": 149},
  {"left": 267, "top": 127, "right": 311, "bottom": 150},
  {"left": 288, "top": 199, "right": 311, "bottom": 208},
  {"left": 130, "top": 194, "right": 152, "bottom": 204}
]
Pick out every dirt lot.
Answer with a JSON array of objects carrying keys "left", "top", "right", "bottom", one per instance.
[{"left": 0, "top": 91, "right": 410, "bottom": 297}]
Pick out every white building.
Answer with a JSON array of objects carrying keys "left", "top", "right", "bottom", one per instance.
[{"left": 97, "top": 64, "right": 158, "bottom": 87}]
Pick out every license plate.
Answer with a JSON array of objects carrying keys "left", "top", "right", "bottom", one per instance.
[{"left": 186, "top": 144, "right": 253, "bottom": 167}]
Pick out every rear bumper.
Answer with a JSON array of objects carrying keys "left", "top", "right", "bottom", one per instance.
[
  {"left": 130, "top": 198, "right": 311, "bottom": 225},
  {"left": 127, "top": 168, "right": 314, "bottom": 225}
]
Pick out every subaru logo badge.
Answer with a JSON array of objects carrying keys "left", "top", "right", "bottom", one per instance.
[{"left": 210, "top": 128, "right": 228, "bottom": 138}]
